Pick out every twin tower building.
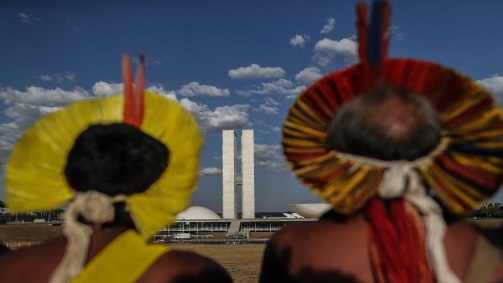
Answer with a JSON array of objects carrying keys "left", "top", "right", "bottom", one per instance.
[{"left": 222, "top": 130, "right": 255, "bottom": 219}]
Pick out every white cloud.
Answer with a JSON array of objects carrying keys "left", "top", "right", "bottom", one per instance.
[
  {"left": 255, "top": 97, "right": 280, "bottom": 115},
  {"left": 200, "top": 167, "right": 222, "bottom": 176},
  {"left": 146, "top": 84, "right": 177, "bottom": 100},
  {"left": 204, "top": 105, "right": 250, "bottom": 131},
  {"left": 320, "top": 18, "right": 336, "bottom": 34},
  {"left": 295, "top": 67, "right": 323, "bottom": 85},
  {"left": 92, "top": 82, "right": 177, "bottom": 100},
  {"left": 290, "top": 35, "right": 309, "bottom": 48},
  {"left": 264, "top": 97, "right": 279, "bottom": 106},
  {"left": 179, "top": 98, "right": 205, "bottom": 113},
  {"left": 0, "top": 82, "right": 179, "bottom": 150},
  {"left": 228, "top": 64, "right": 285, "bottom": 80},
  {"left": 255, "top": 144, "right": 286, "bottom": 169},
  {"left": 257, "top": 105, "right": 278, "bottom": 115},
  {"left": 236, "top": 79, "right": 305, "bottom": 98},
  {"left": 0, "top": 82, "right": 247, "bottom": 149},
  {"left": 0, "top": 86, "right": 92, "bottom": 106},
  {"left": 18, "top": 13, "right": 30, "bottom": 24},
  {"left": 178, "top": 82, "right": 229, "bottom": 97},
  {"left": 39, "top": 75, "right": 52, "bottom": 81},
  {"left": 0, "top": 86, "right": 94, "bottom": 149},
  {"left": 38, "top": 72, "right": 76, "bottom": 84},
  {"left": 254, "top": 120, "right": 281, "bottom": 134},
  {"left": 313, "top": 37, "right": 358, "bottom": 66},
  {"left": 180, "top": 98, "right": 250, "bottom": 132},
  {"left": 92, "top": 82, "right": 123, "bottom": 97},
  {"left": 478, "top": 75, "right": 503, "bottom": 106}
]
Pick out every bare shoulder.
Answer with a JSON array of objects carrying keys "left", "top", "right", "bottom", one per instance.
[
  {"left": 138, "top": 249, "right": 233, "bottom": 283},
  {"left": 260, "top": 215, "right": 370, "bottom": 283},
  {"left": 0, "top": 237, "right": 65, "bottom": 283},
  {"left": 269, "top": 221, "right": 320, "bottom": 247},
  {"left": 269, "top": 214, "right": 367, "bottom": 251}
]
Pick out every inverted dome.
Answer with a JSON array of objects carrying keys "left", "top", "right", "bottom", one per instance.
[{"left": 176, "top": 206, "right": 222, "bottom": 220}]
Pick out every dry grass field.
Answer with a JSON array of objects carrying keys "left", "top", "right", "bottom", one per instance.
[
  {"left": 0, "top": 224, "right": 266, "bottom": 282},
  {"left": 0, "top": 224, "right": 62, "bottom": 249},
  {"left": 0, "top": 219, "right": 501, "bottom": 282},
  {"left": 172, "top": 244, "right": 266, "bottom": 283}
]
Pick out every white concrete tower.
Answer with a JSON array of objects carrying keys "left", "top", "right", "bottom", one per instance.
[
  {"left": 241, "top": 130, "right": 255, "bottom": 219},
  {"left": 222, "top": 130, "right": 237, "bottom": 219}
]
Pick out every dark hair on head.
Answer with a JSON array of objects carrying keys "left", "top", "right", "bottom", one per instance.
[
  {"left": 326, "top": 84, "right": 442, "bottom": 161},
  {"left": 64, "top": 123, "right": 169, "bottom": 228},
  {"left": 65, "top": 123, "right": 169, "bottom": 195}
]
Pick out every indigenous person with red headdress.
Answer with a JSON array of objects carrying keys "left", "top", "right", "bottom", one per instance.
[
  {"left": 0, "top": 55, "right": 232, "bottom": 283},
  {"left": 260, "top": 1, "right": 503, "bottom": 283}
]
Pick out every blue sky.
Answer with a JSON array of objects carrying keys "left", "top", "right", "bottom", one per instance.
[{"left": 2, "top": 0, "right": 503, "bottom": 213}]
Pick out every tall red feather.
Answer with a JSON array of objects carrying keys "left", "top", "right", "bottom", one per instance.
[{"left": 122, "top": 53, "right": 145, "bottom": 127}]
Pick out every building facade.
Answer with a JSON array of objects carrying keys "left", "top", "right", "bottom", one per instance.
[{"left": 222, "top": 129, "right": 255, "bottom": 219}]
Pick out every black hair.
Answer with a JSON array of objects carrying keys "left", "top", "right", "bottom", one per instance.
[
  {"left": 64, "top": 123, "right": 169, "bottom": 227},
  {"left": 327, "top": 84, "right": 442, "bottom": 161}
]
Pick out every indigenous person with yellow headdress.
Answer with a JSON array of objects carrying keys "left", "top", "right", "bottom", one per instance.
[
  {"left": 0, "top": 55, "right": 233, "bottom": 283},
  {"left": 260, "top": 1, "right": 503, "bottom": 283}
]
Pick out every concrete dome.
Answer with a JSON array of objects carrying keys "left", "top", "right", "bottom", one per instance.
[
  {"left": 176, "top": 206, "right": 222, "bottom": 220},
  {"left": 288, "top": 203, "right": 332, "bottom": 219}
]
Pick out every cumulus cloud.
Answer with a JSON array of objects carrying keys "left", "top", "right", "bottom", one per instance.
[
  {"left": 228, "top": 64, "right": 285, "bottom": 80},
  {"left": 290, "top": 35, "right": 309, "bottom": 48},
  {"left": 180, "top": 98, "right": 250, "bottom": 132},
  {"left": 178, "top": 82, "right": 229, "bottom": 97},
  {"left": 254, "top": 120, "right": 281, "bottom": 134},
  {"left": 236, "top": 79, "right": 305, "bottom": 98},
  {"left": 200, "top": 167, "right": 222, "bottom": 176},
  {"left": 0, "top": 86, "right": 94, "bottom": 149},
  {"left": 257, "top": 105, "right": 278, "bottom": 115},
  {"left": 0, "top": 82, "right": 247, "bottom": 149},
  {"left": 264, "top": 97, "right": 279, "bottom": 106},
  {"left": 92, "top": 82, "right": 123, "bottom": 97},
  {"left": 92, "top": 82, "right": 177, "bottom": 100},
  {"left": 320, "top": 18, "right": 336, "bottom": 34},
  {"left": 255, "top": 97, "right": 280, "bottom": 115},
  {"left": 255, "top": 144, "right": 286, "bottom": 170},
  {"left": 38, "top": 72, "right": 76, "bottom": 84},
  {"left": 295, "top": 67, "right": 323, "bottom": 85},
  {"left": 146, "top": 84, "right": 177, "bottom": 100},
  {"left": 313, "top": 37, "right": 358, "bottom": 66},
  {"left": 478, "top": 75, "right": 503, "bottom": 106},
  {"left": 0, "top": 86, "right": 91, "bottom": 106},
  {"left": 0, "top": 82, "right": 180, "bottom": 150}
]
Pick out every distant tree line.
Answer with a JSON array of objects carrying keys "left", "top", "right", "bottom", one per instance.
[
  {"left": 473, "top": 203, "right": 503, "bottom": 218},
  {"left": 0, "top": 200, "right": 5, "bottom": 214}
]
